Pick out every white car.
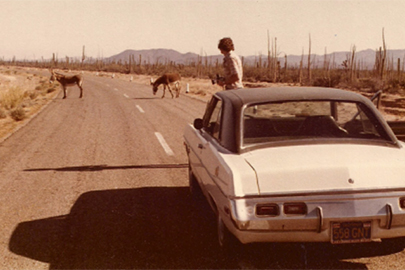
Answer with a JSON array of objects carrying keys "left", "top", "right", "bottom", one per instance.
[{"left": 184, "top": 87, "right": 405, "bottom": 249}]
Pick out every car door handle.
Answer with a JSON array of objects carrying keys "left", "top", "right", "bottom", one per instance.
[{"left": 198, "top": 143, "right": 205, "bottom": 149}]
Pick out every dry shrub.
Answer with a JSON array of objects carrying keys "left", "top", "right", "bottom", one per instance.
[
  {"left": 47, "top": 87, "right": 56, "bottom": 93},
  {"left": 23, "top": 90, "right": 38, "bottom": 100},
  {"left": 0, "top": 87, "right": 25, "bottom": 110},
  {"left": 356, "top": 78, "right": 384, "bottom": 92},
  {"left": 33, "top": 80, "right": 57, "bottom": 95},
  {"left": 0, "top": 108, "right": 6, "bottom": 119},
  {"left": 35, "top": 80, "right": 55, "bottom": 92},
  {"left": 313, "top": 74, "right": 342, "bottom": 88},
  {"left": 29, "top": 91, "right": 38, "bottom": 99},
  {"left": 35, "top": 83, "right": 50, "bottom": 92},
  {"left": 10, "top": 107, "right": 26, "bottom": 121},
  {"left": 190, "top": 87, "right": 207, "bottom": 96}
]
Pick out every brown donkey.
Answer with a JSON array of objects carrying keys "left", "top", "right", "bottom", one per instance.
[
  {"left": 50, "top": 70, "right": 83, "bottom": 99},
  {"left": 150, "top": 73, "right": 181, "bottom": 98}
]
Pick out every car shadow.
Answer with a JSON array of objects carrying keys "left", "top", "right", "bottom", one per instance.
[
  {"left": 23, "top": 163, "right": 188, "bottom": 172},
  {"left": 132, "top": 97, "right": 161, "bottom": 100},
  {"left": 9, "top": 187, "right": 403, "bottom": 269}
]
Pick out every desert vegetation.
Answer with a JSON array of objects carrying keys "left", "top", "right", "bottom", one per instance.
[
  {"left": 2, "top": 31, "right": 405, "bottom": 94},
  {"left": 1, "top": 29, "right": 405, "bottom": 119},
  {"left": 0, "top": 67, "right": 58, "bottom": 139},
  {"left": 0, "top": 75, "right": 56, "bottom": 120}
]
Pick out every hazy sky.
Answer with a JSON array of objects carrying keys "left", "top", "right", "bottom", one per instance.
[{"left": 2, "top": 0, "right": 405, "bottom": 60}]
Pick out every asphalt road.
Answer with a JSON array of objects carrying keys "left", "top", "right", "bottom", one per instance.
[{"left": 1, "top": 73, "right": 405, "bottom": 269}]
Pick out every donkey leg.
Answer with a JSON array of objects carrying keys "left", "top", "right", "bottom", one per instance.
[
  {"left": 161, "top": 85, "right": 166, "bottom": 98},
  {"left": 78, "top": 83, "right": 83, "bottom": 98},
  {"left": 176, "top": 83, "right": 181, "bottom": 98},
  {"left": 62, "top": 86, "right": 67, "bottom": 99},
  {"left": 167, "top": 85, "right": 174, "bottom": 98}
]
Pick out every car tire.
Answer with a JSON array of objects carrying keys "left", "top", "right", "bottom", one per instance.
[
  {"left": 189, "top": 168, "right": 198, "bottom": 195},
  {"left": 217, "top": 213, "right": 240, "bottom": 252}
]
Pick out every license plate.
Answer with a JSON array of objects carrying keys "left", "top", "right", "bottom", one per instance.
[{"left": 331, "top": 221, "right": 371, "bottom": 244}]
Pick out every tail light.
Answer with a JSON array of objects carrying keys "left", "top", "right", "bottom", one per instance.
[
  {"left": 400, "top": 198, "right": 405, "bottom": 209},
  {"left": 256, "top": 203, "right": 279, "bottom": 216},
  {"left": 284, "top": 202, "right": 307, "bottom": 215}
]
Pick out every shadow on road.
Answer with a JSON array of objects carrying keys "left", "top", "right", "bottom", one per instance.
[
  {"left": 132, "top": 97, "right": 161, "bottom": 100},
  {"left": 24, "top": 163, "right": 188, "bottom": 172},
  {"left": 9, "top": 187, "right": 404, "bottom": 269}
]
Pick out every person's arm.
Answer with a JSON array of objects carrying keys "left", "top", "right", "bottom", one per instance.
[{"left": 220, "top": 74, "right": 239, "bottom": 86}]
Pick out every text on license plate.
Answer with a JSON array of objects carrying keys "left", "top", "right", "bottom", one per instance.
[{"left": 331, "top": 221, "right": 371, "bottom": 244}]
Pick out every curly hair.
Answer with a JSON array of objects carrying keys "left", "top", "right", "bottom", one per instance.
[{"left": 218, "top": 37, "right": 234, "bottom": 52}]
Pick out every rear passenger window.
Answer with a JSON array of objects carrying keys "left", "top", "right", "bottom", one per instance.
[{"left": 203, "top": 99, "right": 222, "bottom": 141}]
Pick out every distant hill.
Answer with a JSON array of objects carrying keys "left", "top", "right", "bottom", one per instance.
[
  {"left": 106, "top": 49, "right": 220, "bottom": 65},
  {"left": 106, "top": 48, "right": 405, "bottom": 69}
]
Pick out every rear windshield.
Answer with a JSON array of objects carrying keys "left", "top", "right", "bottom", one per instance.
[{"left": 243, "top": 100, "right": 392, "bottom": 146}]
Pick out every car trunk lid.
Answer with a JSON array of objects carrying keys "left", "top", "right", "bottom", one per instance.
[{"left": 243, "top": 143, "right": 405, "bottom": 195}]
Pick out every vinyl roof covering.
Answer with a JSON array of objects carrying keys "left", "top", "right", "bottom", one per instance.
[{"left": 215, "top": 87, "right": 370, "bottom": 106}]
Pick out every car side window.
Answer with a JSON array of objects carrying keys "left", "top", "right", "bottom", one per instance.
[{"left": 203, "top": 98, "right": 223, "bottom": 141}]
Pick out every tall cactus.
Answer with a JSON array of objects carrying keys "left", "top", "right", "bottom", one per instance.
[{"left": 82, "top": 45, "right": 86, "bottom": 64}]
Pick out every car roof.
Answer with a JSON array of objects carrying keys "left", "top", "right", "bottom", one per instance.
[{"left": 215, "top": 87, "right": 369, "bottom": 105}]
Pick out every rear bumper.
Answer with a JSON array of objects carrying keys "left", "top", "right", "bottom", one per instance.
[
  {"left": 225, "top": 193, "right": 405, "bottom": 244},
  {"left": 230, "top": 220, "right": 405, "bottom": 244}
]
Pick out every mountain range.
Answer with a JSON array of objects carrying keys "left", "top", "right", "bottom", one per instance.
[{"left": 106, "top": 48, "right": 405, "bottom": 69}]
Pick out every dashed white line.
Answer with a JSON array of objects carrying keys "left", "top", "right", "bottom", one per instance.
[
  {"left": 136, "top": 105, "right": 145, "bottom": 113},
  {"left": 113, "top": 88, "right": 118, "bottom": 91},
  {"left": 155, "top": 132, "right": 174, "bottom": 156},
  {"left": 123, "top": 94, "right": 129, "bottom": 98}
]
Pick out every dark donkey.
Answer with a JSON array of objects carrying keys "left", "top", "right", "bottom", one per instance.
[
  {"left": 50, "top": 70, "right": 83, "bottom": 99},
  {"left": 150, "top": 73, "right": 181, "bottom": 98}
]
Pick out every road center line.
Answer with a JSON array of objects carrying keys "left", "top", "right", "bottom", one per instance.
[
  {"left": 123, "top": 94, "right": 129, "bottom": 98},
  {"left": 155, "top": 132, "right": 174, "bottom": 156},
  {"left": 136, "top": 105, "right": 145, "bottom": 113}
]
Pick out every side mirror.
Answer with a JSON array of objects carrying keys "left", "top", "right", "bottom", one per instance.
[{"left": 193, "top": 118, "right": 203, "bottom": 130}]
